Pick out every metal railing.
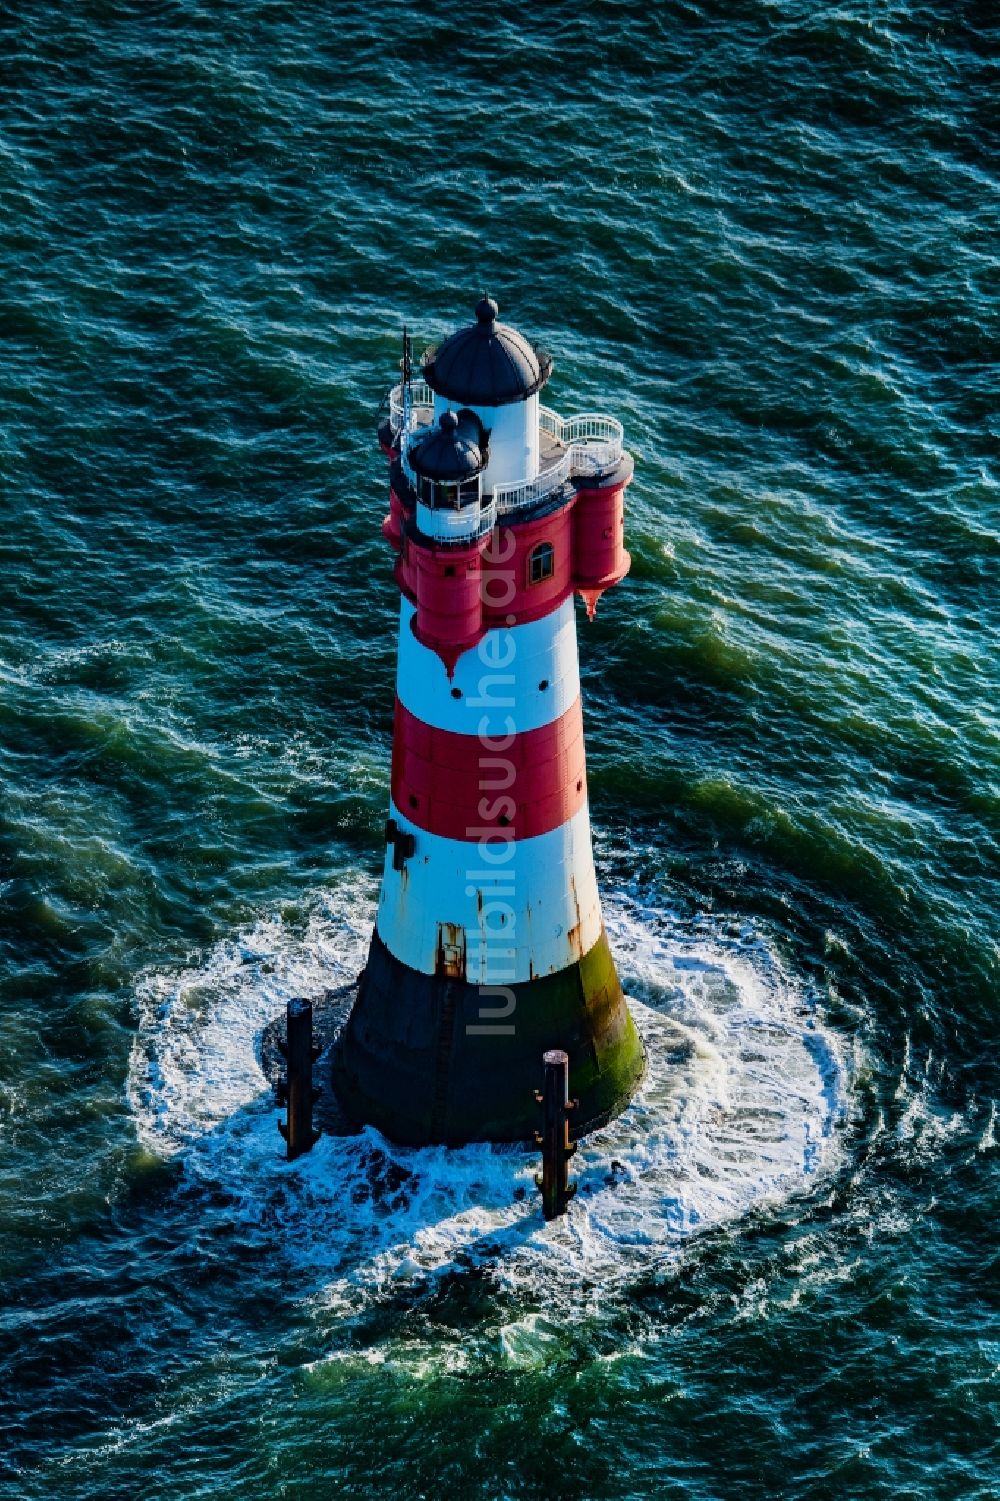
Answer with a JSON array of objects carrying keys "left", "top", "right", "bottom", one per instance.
[
  {"left": 387, "top": 385, "right": 623, "bottom": 521},
  {"left": 420, "top": 494, "right": 498, "bottom": 547},
  {"left": 539, "top": 408, "right": 623, "bottom": 471},
  {"left": 495, "top": 411, "right": 623, "bottom": 514},
  {"left": 493, "top": 452, "right": 571, "bottom": 513},
  {"left": 388, "top": 380, "right": 434, "bottom": 432}
]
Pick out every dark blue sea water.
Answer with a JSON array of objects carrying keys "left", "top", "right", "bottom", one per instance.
[{"left": 1, "top": 2, "right": 998, "bottom": 1496}]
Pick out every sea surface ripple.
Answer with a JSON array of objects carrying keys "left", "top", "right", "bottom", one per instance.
[{"left": 0, "top": 3, "right": 997, "bottom": 1498}]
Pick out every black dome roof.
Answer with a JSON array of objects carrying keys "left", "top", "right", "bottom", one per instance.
[
  {"left": 422, "top": 297, "right": 552, "bottom": 408},
  {"left": 409, "top": 408, "right": 485, "bottom": 482}
]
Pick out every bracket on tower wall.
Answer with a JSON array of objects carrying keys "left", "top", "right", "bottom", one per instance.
[{"left": 385, "top": 817, "right": 416, "bottom": 870}]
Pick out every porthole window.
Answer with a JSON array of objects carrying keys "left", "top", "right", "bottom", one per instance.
[{"left": 529, "top": 541, "right": 554, "bottom": 585}]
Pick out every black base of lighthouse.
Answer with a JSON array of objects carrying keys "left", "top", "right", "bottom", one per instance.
[{"left": 330, "top": 926, "right": 645, "bottom": 1146}]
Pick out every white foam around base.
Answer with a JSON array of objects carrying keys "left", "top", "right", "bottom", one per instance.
[
  {"left": 127, "top": 879, "right": 372, "bottom": 1157},
  {"left": 127, "top": 880, "right": 851, "bottom": 1317}
]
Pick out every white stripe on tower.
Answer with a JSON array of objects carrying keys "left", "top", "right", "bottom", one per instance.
[
  {"left": 377, "top": 804, "right": 601, "bottom": 984},
  {"left": 395, "top": 595, "right": 580, "bottom": 736},
  {"left": 376, "top": 595, "right": 602, "bottom": 984}
]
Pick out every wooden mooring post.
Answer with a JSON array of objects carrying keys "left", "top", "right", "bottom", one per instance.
[
  {"left": 278, "top": 998, "right": 321, "bottom": 1160},
  {"left": 535, "top": 1049, "right": 577, "bottom": 1220}
]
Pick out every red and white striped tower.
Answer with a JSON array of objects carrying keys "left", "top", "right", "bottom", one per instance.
[{"left": 333, "top": 297, "right": 645, "bottom": 1144}]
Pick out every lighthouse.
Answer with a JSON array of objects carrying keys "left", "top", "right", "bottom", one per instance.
[{"left": 332, "top": 297, "right": 645, "bottom": 1145}]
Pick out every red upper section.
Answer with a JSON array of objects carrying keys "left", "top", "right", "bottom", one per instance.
[
  {"left": 572, "top": 479, "right": 631, "bottom": 620},
  {"left": 407, "top": 533, "right": 490, "bottom": 678},
  {"left": 382, "top": 440, "right": 631, "bottom": 669}
]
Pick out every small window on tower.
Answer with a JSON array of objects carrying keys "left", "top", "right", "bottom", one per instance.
[{"left": 529, "top": 541, "right": 554, "bottom": 585}]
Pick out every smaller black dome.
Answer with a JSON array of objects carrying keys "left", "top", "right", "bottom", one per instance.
[
  {"left": 409, "top": 408, "right": 485, "bottom": 482},
  {"left": 422, "top": 297, "right": 552, "bottom": 408}
]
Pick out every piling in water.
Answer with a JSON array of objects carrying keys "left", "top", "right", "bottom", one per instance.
[
  {"left": 535, "top": 1048, "right": 577, "bottom": 1220},
  {"left": 278, "top": 998, "right": 321, "bottom": 1160}
]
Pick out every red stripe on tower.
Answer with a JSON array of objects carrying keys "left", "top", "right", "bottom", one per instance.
[{"left": 391, "top": 696, "right": 587, "bottom": 843}]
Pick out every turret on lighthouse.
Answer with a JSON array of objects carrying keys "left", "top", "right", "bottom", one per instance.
[{"left": 332, "top": 297, "right": 645, "bottom": 1145}]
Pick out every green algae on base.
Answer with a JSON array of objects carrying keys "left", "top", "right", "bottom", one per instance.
[{"left": 332, "top": 926, "right": 646, "bottom": 1145}]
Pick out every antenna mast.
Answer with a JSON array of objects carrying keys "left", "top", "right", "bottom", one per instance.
[{"left": 401, "top": 324, "right": 413, "bottom": 460}]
